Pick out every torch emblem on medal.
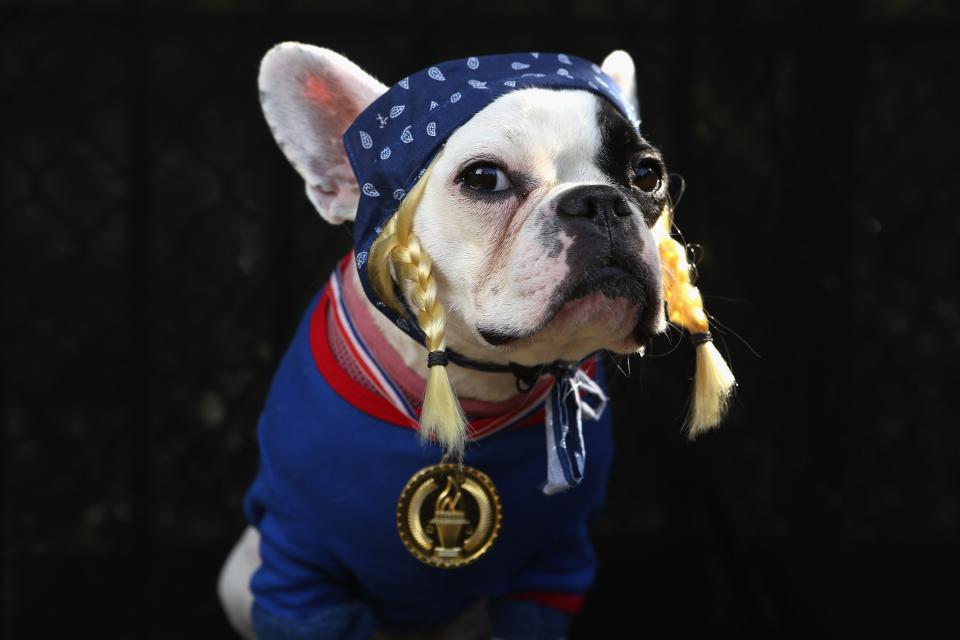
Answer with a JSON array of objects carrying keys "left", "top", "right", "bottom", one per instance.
[
  {"left": 430, "top": 476, "right": 470, "bottom": 557},
  {"left": 397, "top": 464, "right": 502, "bottom": 568}
]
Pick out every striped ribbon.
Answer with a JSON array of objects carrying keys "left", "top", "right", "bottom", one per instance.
[
  {"left": 542, "top": 369, "right": 608, "bottom": 495},
  {"left": 328, "top": 262, "right": 607, "bottom": 493}
]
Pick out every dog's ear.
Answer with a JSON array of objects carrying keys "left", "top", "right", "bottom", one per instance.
[
  {"left": 259, "top": 43, "right": 387, "bottom": 224},
  {"left": 601, "top": 50, "right": 639, "bottom": 119}
]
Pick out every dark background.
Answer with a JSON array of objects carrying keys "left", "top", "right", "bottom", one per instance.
[{"left": 3, "top": 0, "right": 958, "bottom": 637}]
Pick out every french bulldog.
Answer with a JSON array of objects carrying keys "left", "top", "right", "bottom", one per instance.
[{"left": 218, "top": 44, "right": 668, "bottom": 640}]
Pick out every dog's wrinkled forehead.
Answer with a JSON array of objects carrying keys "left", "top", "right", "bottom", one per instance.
[
  {"left": 445, "top": 87, "right": 599, "bottom": 172},
  {"left": 343, "top": 52, "right": 637, "bottom": 266}
]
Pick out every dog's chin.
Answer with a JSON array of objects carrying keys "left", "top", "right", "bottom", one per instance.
[
  {"left": 550, "top": 292, "right": 650, "bottom": 349},
  {"left": 477, "top": 269, "right": 661, "bottom": 354}
]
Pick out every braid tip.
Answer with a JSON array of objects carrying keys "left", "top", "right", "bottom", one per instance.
[
  {"left": 685, "top": 340, "right": 736, "bottom": 440},
  {"left": 419, "top": 362, "right": 467, "bottom": 458}
]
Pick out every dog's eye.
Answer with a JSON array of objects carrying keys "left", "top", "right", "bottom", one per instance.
[
  {"left": 461, "top": 163, "right": 512, "bottom": 192},
  {"left": 632, "top": 159, "right": 663, "bottom": 193}
]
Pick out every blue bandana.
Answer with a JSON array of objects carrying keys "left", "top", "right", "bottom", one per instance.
[
  {"left": 343, "top": 52, "right": 639, "bottom": 328},
  {"left": 341, "top": 52, "right": 636, "bottom": 494}
]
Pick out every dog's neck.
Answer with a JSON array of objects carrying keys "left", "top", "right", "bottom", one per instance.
[{"left": 342, "top": 262, "right": 529, "bottom": 403}]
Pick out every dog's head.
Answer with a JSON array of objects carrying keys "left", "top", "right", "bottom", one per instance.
[{"left": 259, "top": 44, "right": 666, "bottom": 367}]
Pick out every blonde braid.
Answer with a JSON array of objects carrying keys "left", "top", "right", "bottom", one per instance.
[
  {"left": 652, "top": 205, "right": 736, "bottom": 438},
  {"left": 367, "top": 157, "right": 468, "bottom": 456}
]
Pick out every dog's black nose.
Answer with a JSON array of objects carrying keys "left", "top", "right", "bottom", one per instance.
[{"left": 555, "top": 185, "right": 633, "bottom": 222}]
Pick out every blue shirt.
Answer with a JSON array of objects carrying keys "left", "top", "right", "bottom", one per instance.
[{"left": 243, "top": 281, "right": 614, "bottom": 632}]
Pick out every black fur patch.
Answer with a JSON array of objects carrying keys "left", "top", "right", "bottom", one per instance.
[{"left": 595, "top": 99, "right": 667, "bottom": 225}]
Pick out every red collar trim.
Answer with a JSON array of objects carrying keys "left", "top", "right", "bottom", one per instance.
[
  {"left": 309, "top": 284, "right": 549, "bottom": 438},
  {"left": 310, "top": 285, "right": 414, "bottom": 428}
]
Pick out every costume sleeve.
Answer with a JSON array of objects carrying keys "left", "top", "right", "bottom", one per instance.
[
  {"left": 490, "top": 520, "right": 597, "bottom": 638},
  {"left": 489, "top": 599, "right": 571, "bottom": 640},
  {"left": 253, "top": 600, "right": 374, "bottom": 640},
  {"left": 244, "top": 472, "right": 375, "bottom": 639}
]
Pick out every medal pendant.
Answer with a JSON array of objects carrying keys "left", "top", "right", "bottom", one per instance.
[{"left": 396, "top": 463, "right": 502, "bottom": 568}]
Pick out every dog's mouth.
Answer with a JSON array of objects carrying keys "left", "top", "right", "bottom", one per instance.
[
  {"left": 557, "top": 264, "right": 646, "bottom": 308},
  {"left": 477, "top": 259, "right": 659, "bottom": 347}
]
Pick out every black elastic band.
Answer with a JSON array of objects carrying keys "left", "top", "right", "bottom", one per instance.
[
  {"left": 426, "top": 350, "right": 449, "bottom": 368},
  {"left": 689, "top": 331, "right": 713, "bottom": 346},
  {"left": 395, "top": 295, "right": 590, "bottom": 384},
  {"left": 444, "top": 349, "right": 586, "bottom": 387}
]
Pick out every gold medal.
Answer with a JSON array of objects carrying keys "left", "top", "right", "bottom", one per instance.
[{"left": 396, "top": 463, "right": 502, "bottom": 568}]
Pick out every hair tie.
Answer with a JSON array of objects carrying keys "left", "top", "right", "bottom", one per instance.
[
  {"left": 689, "top": 331, "right": 713, "bottom": 346},
  {"left": 426, "top": 350, "right": 449, "bottom": 368}
]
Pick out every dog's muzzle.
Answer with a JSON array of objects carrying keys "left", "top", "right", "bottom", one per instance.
[{"left": 553, "top": 184, "right": 663, "bottom": 338}]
